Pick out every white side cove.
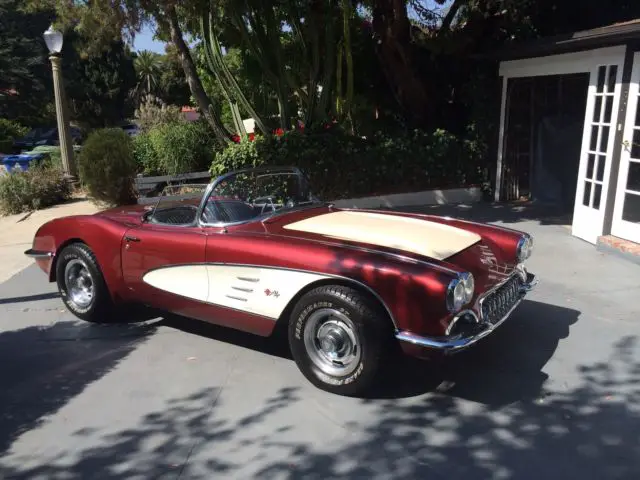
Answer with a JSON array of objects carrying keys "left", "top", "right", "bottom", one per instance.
[
  {"left": 283, "top": 211, "right": 481, "bottom": 261},
  {"left": 142, "top": 265, "right": 329, "bottom": 319}
]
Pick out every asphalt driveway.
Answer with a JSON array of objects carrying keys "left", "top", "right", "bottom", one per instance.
[{"left": 0, "top": 202, "right": 639, "bottom": 479}]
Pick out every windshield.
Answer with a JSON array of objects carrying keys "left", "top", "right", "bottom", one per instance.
[{"left": 201, "top": 167, "right": 322, "bottom": 225}]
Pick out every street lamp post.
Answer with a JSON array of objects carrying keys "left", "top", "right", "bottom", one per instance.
[{"left": 43, "top": 25, "right": 76, "bottom": 179}]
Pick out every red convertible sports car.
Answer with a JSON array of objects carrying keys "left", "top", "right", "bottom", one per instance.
[{"left": 25, "top": 166, "right": 537, "bottom": 396}]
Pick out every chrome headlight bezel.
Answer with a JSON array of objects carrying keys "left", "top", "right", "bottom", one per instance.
[
  {"left": 446, "top": 272, "right": 475, "bottom": 312},
  {"left": 516, "top": 234, "right": 533, "bottom": 262}
]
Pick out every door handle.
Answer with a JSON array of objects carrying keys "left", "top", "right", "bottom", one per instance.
[{"left": 125, "top": 235, "right": 141, "bottom": 242}]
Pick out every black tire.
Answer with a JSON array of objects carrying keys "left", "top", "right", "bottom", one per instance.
[
  {"left": 288, "top": 285, "right": 393, "bottom": 396},
  {"left": 55, "top": 242, "right": 114, "bottom": 323}
]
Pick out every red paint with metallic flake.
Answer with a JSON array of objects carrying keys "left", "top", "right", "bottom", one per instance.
[{"left": 28, "top": 200, "right": 530, "bottom": 346}]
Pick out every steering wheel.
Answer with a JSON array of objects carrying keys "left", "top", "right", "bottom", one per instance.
[{"left": 253, "top": 195, "right": 277, "bottom": 214}]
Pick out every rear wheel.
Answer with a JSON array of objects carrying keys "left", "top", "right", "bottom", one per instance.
[
  {"left": 55, "top": 243, "right": 114, "bottom": 323},
  {"left": 288, "top": 285, "right": 393, "bottom": 396}
]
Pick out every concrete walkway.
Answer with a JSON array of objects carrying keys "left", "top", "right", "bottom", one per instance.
[{"left": 0, "top": 198, "right": 100, "bottom": 284}]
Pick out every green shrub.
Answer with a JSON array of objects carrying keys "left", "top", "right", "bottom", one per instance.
[
  {"left": 148, "top": 120, "right": 217, "bottom": 175},
  {"left": 132, "top": 132, "right": 162, "bottom": 175},
  {"left": 211, "top": 128, "right": 487, "bottom": 200},
  {"left": 134, "top": 94, "right": 184, "bottom": 132},
  {"left": 0, "top": 165, "right": 71, "bottom": 214},
  {"left": 0, "top": 119, "right": 29, "bottom": 153},
  {"left": 78, "top": 128, "right": 137, "bottom": 206}
]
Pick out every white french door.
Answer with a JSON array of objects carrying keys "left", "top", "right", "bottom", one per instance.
[
  {"left": 572, "top": 59, "right": 625, "bottom": 244},
  {"left": 611, "top": 52, "right": 640, "bottom": 243}
]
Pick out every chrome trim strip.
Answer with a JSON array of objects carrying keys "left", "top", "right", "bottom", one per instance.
[
  {"left": 225, "top": 294, "right": 248, "bottom": 302},
  {"left": 396, "top": 272, "right": 537, "bottom": 354},
  {"left": 231, "top": 286, "right": 254, "bottom": 293},
  {"left": 24, "top": 249, "right": 53, "bottom": 259},
  {"left": 237, "top": 276, "right": 259, "bottom": 283}
]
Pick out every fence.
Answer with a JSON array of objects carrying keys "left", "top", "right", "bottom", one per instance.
[{"left": 134, "top": 171, "right": 211, "bottom": 204}]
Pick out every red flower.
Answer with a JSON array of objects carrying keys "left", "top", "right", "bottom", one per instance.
[
  {"left": 248, "top": 132, "right": 256, "bottom": 141},
  {"left": 231, "top": 134, "right": 240, "bottom": 143},
  {"left": 275, "top": 128, "right": 284, "bottom": 136}
]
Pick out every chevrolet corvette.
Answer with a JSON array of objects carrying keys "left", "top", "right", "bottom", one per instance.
[{"left": 25, "top": 166, "right": 537, "bottom": 396}]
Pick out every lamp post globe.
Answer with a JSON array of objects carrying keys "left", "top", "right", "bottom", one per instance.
[
  {"left": 43, "top": 24, "right": 76, "bottom": 179},
  {"left": 43, "top": 25, "right": 64, "bottom": 54}
]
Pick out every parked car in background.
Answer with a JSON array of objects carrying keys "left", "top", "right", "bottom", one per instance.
[
  {"left": 24, "top": 166, "right": 537, "bottom": 396},
  {"left": 12, "top": 126, "right": 83, "bottom": 152},
  {"left": 119, "top": 123, "right": 140, "bottom": 137}
]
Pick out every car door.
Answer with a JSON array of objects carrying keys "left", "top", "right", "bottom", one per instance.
[{"left": 120, "top": 222, "right": 208, "bottom": 316}]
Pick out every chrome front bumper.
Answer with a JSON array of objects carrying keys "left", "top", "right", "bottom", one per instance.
[
  {"left": 24, "top": 249, "right": 53, "bottom": 259},
  {"left": 395, "top": 270, "right": 538, "bottom": 355}
]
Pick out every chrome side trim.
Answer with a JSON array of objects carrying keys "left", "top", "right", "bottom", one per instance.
[
  {"left": 396, "top": 271, "right": 537, "bottom": 354},
  {"left": 24, "top": 249, "right": 53, "bottom": 259}
]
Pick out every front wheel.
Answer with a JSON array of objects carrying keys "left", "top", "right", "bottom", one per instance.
[
  {"left": 55, "top": 243, "right": 114, "bottom": 323},
  {"left": 288, "top": 285, "right": 393, "bottom": 396}
]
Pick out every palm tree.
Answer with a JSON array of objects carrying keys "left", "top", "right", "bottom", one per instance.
[{"left": 132, "top": 50, "right": 161, "bottom": 102}]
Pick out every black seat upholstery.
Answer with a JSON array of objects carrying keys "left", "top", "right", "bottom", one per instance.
[{"left": 202, "top": 199, "right": 257, "bottom": 224}]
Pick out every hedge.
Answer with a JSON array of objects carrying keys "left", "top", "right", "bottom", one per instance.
[{"left": 211, "top": 128, "right": 488, "bottom": 200}]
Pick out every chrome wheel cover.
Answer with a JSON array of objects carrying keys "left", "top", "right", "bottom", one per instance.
[
  {"left": 303, "top": 308, "right": 361, "bottom": 377},
  {"left": 64, "top": 259, "right": 94, "bottom": 309}
]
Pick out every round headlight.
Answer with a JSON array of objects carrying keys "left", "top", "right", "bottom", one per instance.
[
  {"left": 447, "top": 274, "right": 474, "bottom": 312},
  {"left": 517, "top": 235, "right": 533, "bottom": 262},
  {"left": 461, "top": 272, "right": 474, "bottom": 303}
]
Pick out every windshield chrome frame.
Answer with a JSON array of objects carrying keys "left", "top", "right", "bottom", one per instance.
[{"left": 196, "top": 165, "right": 322, "bottom": 228}]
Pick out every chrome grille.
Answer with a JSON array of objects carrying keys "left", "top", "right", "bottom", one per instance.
[{"left": 481, "top": 275, "right": 522, "bottom": 325}]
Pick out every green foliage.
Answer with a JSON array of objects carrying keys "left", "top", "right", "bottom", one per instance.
[
  {"left": 62, "top": 34, "right": 137, "bottom": 129},
  {"left": 0, "top": 118, "right": 28, "bottom": 153},
  {"left": 0, "top": 0, "right": 53, "bottom": 126},
  {"left": 134, "top": 95, "right": 184, "bottom": 132},
  {"left": 212, "top": 129, "right": 487, "bottom": 200},
  {"left": 133, "top": 120, "right": 220, "bottom": 176},
  {"left": 132, "top": 132, "right": 161, "bottom": 175},
  {"left": 0, "top": 164, "right": 71, "bottom": 214},
  {"left": 78, "top": 128, "right": 136, "bottom": 206}
]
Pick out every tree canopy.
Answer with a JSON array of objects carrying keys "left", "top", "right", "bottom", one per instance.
[{"left": 15, "top": 0, "right": 640, "bottom": 138}]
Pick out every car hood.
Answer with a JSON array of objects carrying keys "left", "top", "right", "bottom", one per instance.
[{"left": 273, "top": 209, "right": 482, "bottom": 261}]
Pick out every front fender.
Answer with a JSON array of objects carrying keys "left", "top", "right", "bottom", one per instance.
[{"left": 31, "top": 215, "right": 129, "bottom": 302}]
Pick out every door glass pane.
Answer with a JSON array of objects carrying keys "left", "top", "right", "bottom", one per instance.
[
  {"left": 587, "top": 154, "right": 595, "bottom": 179},
  {"left": 607, "top": 65, "right": 618, "bottom": 93},
  {"left": 590, "top": 125, "right": 599, "bottom": 151},
  {"left": 597, "top": 155, "right": 606, "bottom": 181},
  {"left": 631, "top": 129, "right": 640, "bottom": 160},
  {"left": 600, "top": 126, "right": 610, "bottom": 152},
  {"left": 593, "top": 184, "right": 602, "bottom": 209},
  {"left": 622, "top": 192, "right": 640, "bottom": 223},
  {"left": 626, "top": 160, "right": 640, "bottom": 192},
  {"left": 635, "top": 94, "right": 640, "bottom": 127},
  {"left": 597, "top": 66, "right": 607, "bottom": 92},
  {"left": 604, "top": 96, "right": 614, "bottom": 123},
  {"left": 593, "top": 97, "right": 602, "bottom": 122},
  {"left": 583, "top": 181, "right": 592, "bottom": 206}
]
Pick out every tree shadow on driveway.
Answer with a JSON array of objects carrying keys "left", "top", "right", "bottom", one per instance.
[
  {"left": 0, "top": 319, "right": 159, "bottom": 458},
  {"left": 1, "top": 334, "right": 637, "bottom": 480},
  {"left": 156, "top": 298, "right": 579, "bottom": 408}
]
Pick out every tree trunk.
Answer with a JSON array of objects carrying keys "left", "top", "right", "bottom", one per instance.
[
  {"left": 165, "top": 4, "right": 230, "bottom": 143},
  {"left": 372, "top": 0, "right": 429, "bottom": 124}
]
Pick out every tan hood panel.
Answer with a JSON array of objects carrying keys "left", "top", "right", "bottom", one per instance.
[{"left": 283, "top": 211, "right": 481, "bottom": 261}]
